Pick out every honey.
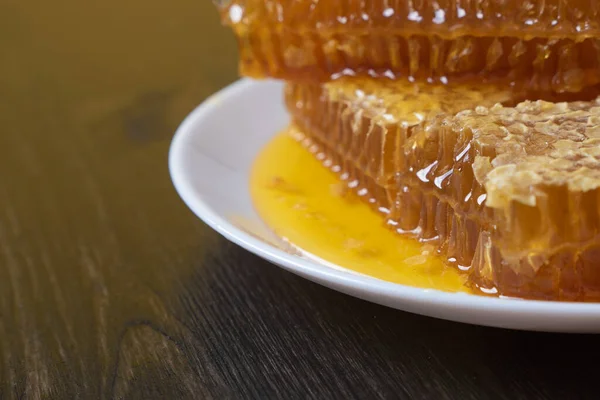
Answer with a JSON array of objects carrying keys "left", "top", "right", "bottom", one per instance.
[
  {"left": 286, "top": 77, "right": 600, "bottom": 301},
  {"left": 217, "top": 0, "right": 600, "bottom": 92},
  {"left": 250, "top": 130, "right": 468, "bottom": 293}
]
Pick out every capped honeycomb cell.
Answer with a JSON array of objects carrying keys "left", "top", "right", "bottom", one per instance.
[
  {"left": 218, "top": 0, "right": 600, "bottom": 93},
  {"left": 410, "top": 100, "right": 600, "bottom": 300},
  {"left": 286, "top": 77, "right": 600, "bottom": 301}
]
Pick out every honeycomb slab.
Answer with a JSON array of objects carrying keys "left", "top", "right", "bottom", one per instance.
[
  {"left": 286, "top": 78, "right": 600, "bottom": 300},
  {"left": 285, "top": 78, "right": 520, "bottom": 191},
  {"left": 218, "top": 0, "right": 600, "bottom": 92}
]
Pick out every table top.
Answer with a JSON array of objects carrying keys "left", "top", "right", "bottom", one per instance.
[{"left": 2, "top": 1, "right": 600, "bottom": 399}]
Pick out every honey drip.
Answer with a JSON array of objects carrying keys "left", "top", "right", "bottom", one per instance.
[
  {"left": 286, "top": 77, "right": 600, "bottom": 301},
  {"left": 218, "top": 0, "right": 600, "bottom": 92}
]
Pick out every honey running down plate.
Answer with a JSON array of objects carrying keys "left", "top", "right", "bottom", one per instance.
[{"left": 169, "top": 79, "right": 600, "bottom": 333}]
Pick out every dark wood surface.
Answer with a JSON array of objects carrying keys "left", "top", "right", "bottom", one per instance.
[{"left": 2, "top": 1, "right": 600, "bottom": 399}]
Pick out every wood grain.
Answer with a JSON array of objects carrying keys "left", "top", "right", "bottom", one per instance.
[{"left": 1, "top": 0, "right": 600, "bottom": 399}]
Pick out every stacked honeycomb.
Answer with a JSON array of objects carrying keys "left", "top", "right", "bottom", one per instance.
[{"left": 218, "top": 0, "right": 600, "bottom": 300}]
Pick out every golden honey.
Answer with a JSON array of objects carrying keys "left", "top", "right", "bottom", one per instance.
[{"left": 251, "top": 130, "right": 468, "bottom": 293}]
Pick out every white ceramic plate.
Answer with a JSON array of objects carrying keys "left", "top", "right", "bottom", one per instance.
[{"left": 169, "top": 78, "right": 600, "bottom": 333}]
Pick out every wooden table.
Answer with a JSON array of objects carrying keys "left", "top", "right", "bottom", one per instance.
[{"left": 1, "top": 1, "right": 599, "bottom": 398}]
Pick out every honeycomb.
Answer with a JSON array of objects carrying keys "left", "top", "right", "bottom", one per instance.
[
  {"left": 218, "top": 0, "right": 600, "bottom": 92},
  {"left": 286, "top": 78, "right": 600, "bottom": 300},
  {"left": 285, "top": 78, "right": 519, "bottom": 189}
]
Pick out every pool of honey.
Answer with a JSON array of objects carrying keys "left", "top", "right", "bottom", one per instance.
[{"left": 250, "top": 131, "right": 470, "bottom": 293}]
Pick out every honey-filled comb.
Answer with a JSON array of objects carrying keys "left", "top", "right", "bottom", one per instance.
[
  {"left": 287, "top": 77, "right": 600, "bottom": 300},
  {"left": 218, "top": 0, "right": 600, "bottom": 93}
]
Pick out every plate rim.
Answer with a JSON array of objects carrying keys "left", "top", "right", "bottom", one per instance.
[{"left": 169, "top": 78, "right": 600, "bottom": 331}]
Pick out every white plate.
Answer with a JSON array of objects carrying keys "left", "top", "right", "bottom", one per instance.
[{"left": 169, "top": 78, "right": 600, "bottom": 333}]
